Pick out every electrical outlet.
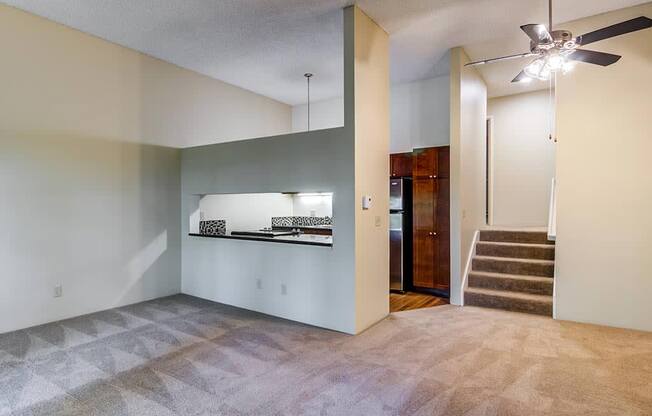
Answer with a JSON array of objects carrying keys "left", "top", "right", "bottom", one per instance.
[
  {"left": 54, "top": 285, "right": 63, "bottom": 298},
  {"left": 256, "top": 278, "right": 262, "bottom": 290},
  {"left": 281, "top": 284, "right": 287, "bottom": 295}
]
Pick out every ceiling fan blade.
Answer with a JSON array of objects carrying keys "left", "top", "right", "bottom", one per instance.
[
  {"left": 511, "top": 70, "right": 530, "bottom": 83},
  {"left": 520, "top": 24, "right": 553, "bottom": 45},
  {"left": 465, "top": 52, "right": 536, "bottom": 66},
  {"left": 577, "top": 16, "right": 652, "bottom": 46},
  {"left": 568, "top": 49, "right": 621, "bottom": 66}
]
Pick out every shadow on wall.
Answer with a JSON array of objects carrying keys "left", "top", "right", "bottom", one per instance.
[{"left": 0, "top": 132, "right": 181, "bottom": 333}]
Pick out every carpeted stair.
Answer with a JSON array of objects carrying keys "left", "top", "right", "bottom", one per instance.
[{"left": 465, "top": 230, "right": 555, "bottom": 316}]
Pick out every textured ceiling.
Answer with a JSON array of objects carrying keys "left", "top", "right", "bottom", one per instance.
[{"left": 2, "top": 0, "right": 649, "bottom": 104}]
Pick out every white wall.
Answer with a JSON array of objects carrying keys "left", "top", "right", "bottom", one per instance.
[
  {"left": 449, "top": 47, "right": 488, "bottom": 305},
  {"left": 488, "top": 90, "right": 556, "bottom": 226},
  {"left": 291, "top": 75, "right": 450, "bottom": 153},
  {"left": 0, "top": 136, "right": 182, "bottom": 334},
  {"left": 292, "top": 194, "right": 333, "bottom": 218},
  {"left": 200, "top": 193, "right": 293, "bottom": 231},
  {"left": 0, "top": 5, "right": 291, "bottom": 149},
  {"left": 390, "top": 75, "right": 450, "bottom": 153},
  {"left": 348, "top": 6, "right": 390, "bottom": 333},
  {"left": 292, "top": 97, "right": 344, "bottom": 133},
  {"left": 554, "top": 3, "right": 652, "bottom": 332},
  {"left": 0, "top": 5, "right": 292, "bottom": 333}
]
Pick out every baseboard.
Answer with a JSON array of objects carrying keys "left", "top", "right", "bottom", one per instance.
[
  {"left": 460, "top": 230, "right": 480, "bottom": 306},
  {"left": 552, "top": 265, "right": 557, "bottom": 320}
]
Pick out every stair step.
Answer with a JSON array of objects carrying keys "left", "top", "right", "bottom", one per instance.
[
  {"left": 472, "top": 256, "right": 554, "bottom": 277},
  {"left": 476, "top": 241, "right": 555, "bottom": 260},
  {"left": 464, "top": 287, "right": 552, "bottom": 316},
  {"left": 480, "top": 230, "right": 554, "bottom": 245},
  {"left": 468, "top": 271, "right": 553, "bottom": 295}
]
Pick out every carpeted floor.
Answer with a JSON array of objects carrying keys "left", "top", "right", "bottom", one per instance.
[{"left": 1, "top": 295, "right": 651, "bottom": 415}]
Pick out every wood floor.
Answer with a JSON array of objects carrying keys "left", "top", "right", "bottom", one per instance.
[{"left": 390, "top": 291, "right": 448, "bottom": 312}]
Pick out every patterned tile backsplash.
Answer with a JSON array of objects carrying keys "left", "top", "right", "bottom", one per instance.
[
  {"left": 271, "top": 216, "right": 332, "bottom": 227},
  {"left": 199, "top": 220, "right": 226, "bottom": 235}
]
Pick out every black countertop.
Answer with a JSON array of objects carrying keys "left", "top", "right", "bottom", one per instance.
[
  {"left": 272, "top": 225, "right": 332, "bottom": 231},
  {"left": 189, "top": 231, "right": 332, "bottom": 247}
]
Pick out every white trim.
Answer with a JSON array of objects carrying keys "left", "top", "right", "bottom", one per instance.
[
  {"left": 547, "top": 177, "right": 557, "bottom": 241},
  {"left": 460, "top": 230, "right": 480, "bottom": 306},
  {"left": 547, "top": 177, "right": 557, "bottom": 319},
  {"left": 552, "top": 268, "right": 557, "bottom": 319},
  {"left": 486, "top": 116, "right": 495, "bottom": 226}
]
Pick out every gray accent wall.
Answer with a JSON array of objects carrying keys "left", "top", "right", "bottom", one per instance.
[{"left": 181, "top": 128, "right": 357, "bottom": 333}]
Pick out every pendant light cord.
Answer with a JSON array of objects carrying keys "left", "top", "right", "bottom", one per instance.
[
  {"left": 308, "top": 76, "right": 310, "bottom": 131},
  {"left": 304, "top": 73, "right": 313, "bottom": 131}
]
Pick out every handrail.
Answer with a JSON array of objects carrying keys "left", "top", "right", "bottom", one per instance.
[{"left": 547, "top": 177, "right": 557, "bottom": 241}]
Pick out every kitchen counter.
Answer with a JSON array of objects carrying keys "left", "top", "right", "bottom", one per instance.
[
  {"left": 273, "top": 224, "right": 331, "bottom": 230},
  {"left": 272, "top": 225, "right": 332, "bottom": 235},
  {"left": 189, "top": 231, "right": 332, "bottom": 247}
]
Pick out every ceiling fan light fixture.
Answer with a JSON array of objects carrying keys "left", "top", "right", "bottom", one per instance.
[
  {"left": 467, "top": 0, "right": 651, "bottom": 85},
  {"left": 524, "top": 58, "right": 545, "bottom": 80},
  {"left": 562, "top": 61, "right": 575, "bottom": 73},
  {"left": 539, "top": 66, "right": 551, "bottom": 81},
  {"left": 547, "top": 54, "right": 565, "bottom": 70},
  {"left": 563, "top": 39, "right": 578, "bottom": 49}
]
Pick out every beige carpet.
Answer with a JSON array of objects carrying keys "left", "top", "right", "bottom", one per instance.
[{"left": 1, "top": 295, "right": 651, "bottom": 415}]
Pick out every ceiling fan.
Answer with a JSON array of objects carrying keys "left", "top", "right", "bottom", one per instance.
[{"left": 466, "top": 0, "right": 652, "bottom": 83}]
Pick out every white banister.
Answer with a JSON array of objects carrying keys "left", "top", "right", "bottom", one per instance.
[{"left": 547, "top": 178, "right": 557, "bottom": 241}]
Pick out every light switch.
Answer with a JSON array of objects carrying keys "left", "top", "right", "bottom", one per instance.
[
  {"left": 375, "top": 216, "right": 381, "bottom": 227},
  {"left": 362, "top": 195, "right": 372, "bottom": 210}
]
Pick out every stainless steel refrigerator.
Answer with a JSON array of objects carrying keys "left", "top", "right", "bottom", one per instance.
[{"left": 390, "top": 178, "right": 412, "bottom": 292}]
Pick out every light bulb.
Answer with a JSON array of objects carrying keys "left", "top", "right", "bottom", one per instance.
[
  {"left": 562, "top": 61, "right": 575, "bottom": 73},
  {"left": 539, "top": 66, "right": 551, "bottom": 81},
  {"left": 547, "top": 55, "right": 565, "bottom": 70},
  {"left": 524, "top": 59, "right": 544, "bottom": 79}
]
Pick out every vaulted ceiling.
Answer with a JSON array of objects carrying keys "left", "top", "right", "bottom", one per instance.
[{"left": 3, "top": 0, "right": 648, "bottom": 104}]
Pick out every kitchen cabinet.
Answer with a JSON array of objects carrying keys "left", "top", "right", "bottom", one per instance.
[
  {"left": 390, "top": 153, "right": 412, "bottom": 178},
  {"left": 413, "top": 147, "right": 450, "bottom": 179},
  {"left": 413, "top": 178, "right": 437, "bottom": 288},
  {"left": 436, "top": 147, "right": 450, "bottom": 179},
  {"left": 413, "top": 147, "right": 438, "bottom": 178},
  {"left": 412, "top": 146, "right": 450, "bottom": 293}
]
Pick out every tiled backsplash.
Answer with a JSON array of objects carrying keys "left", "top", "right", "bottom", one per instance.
[
  {"left": 271, "top": 216, "right": 332, "bottom": 227},
  {"left": 199, "top": 220, "right": 226, "bottom": 235}
]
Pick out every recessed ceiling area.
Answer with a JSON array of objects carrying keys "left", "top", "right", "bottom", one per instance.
[{"left": 3, "top": 0, "right": 648, "bottom": 103}]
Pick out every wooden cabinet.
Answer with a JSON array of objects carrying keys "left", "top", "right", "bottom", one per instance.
[
  {"left": 413, "top": 147, "right": 438, "bottom": 178},
  {"left": 390, "top": 153, "right": 412, "bottom": 178},
  {"left": 413, "top": 147, "right": 450, "bottom": 179},
  {"left": 436, "top": 147, "right": 450, "bottom": 179},
  {"left": 411, "top": 146, "right": 450, "bottom": 293},
  {"left": 413, "top": 178, "right": 437, "bottom": 288},
  {"left": 435, "top": 178, "right": 450, "bottom": 288}
]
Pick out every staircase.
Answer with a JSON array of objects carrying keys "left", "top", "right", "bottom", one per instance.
[{"left": 464, "top": 230, "right": 555, "bottom": 316}]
